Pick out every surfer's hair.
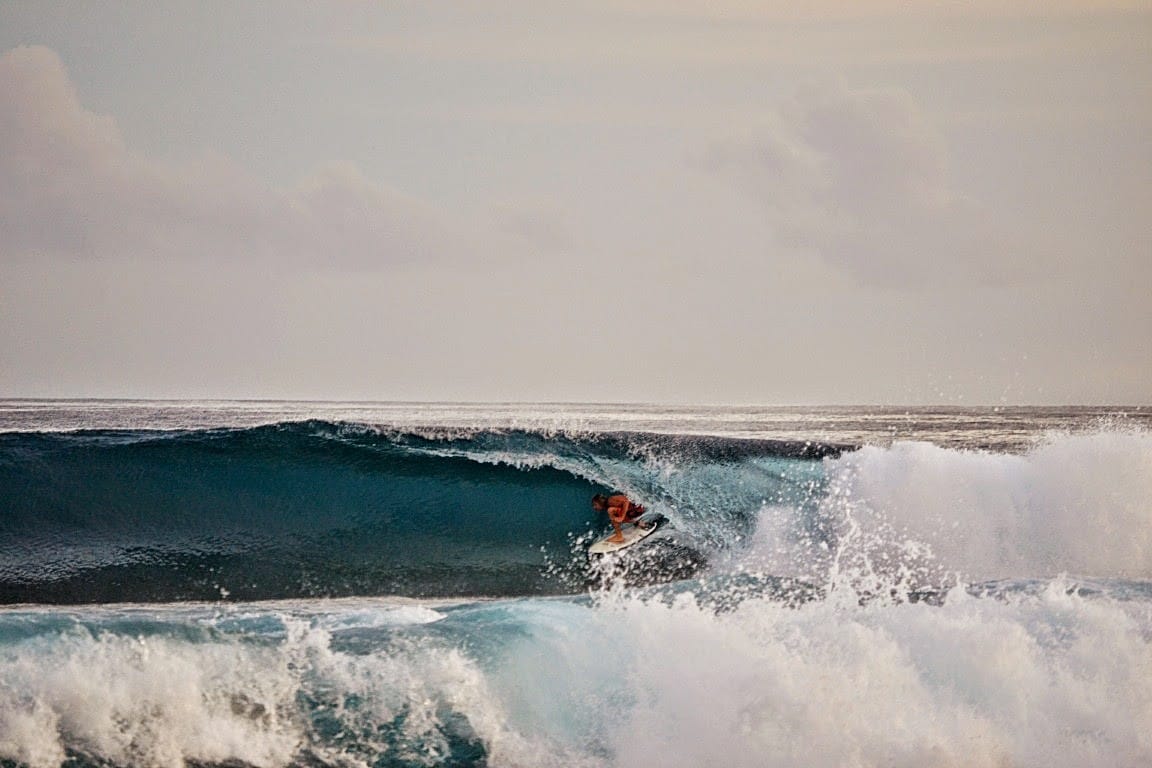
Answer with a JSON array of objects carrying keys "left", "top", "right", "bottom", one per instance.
[{"left": 591, "top": 494, "right": 608, "bottom": 507}]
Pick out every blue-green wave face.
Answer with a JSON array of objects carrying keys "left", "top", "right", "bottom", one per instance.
[{"left": 0, "top": 422, "right": 832, "bottom": 603}]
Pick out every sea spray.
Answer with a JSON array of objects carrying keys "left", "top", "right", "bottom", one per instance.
[{"left": 818, "top": 429, "right": 1152, "bottom": 582}]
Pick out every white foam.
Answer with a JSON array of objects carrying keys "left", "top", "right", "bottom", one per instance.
[
  {"left": 2, "top": 584, "right": 1150, "bottom": 768},
  {"left": 0, "top": 607, "right": 582, "bottom": 768},
  {"left": 0, "top": 628, "right": 301, "bottom": 768},
  {"left": 811, "top": 429, "right": 1152, "bottom": 583},
  {"left": 412, "top": 584, "right": 1152, "bottom": 768},
  {"left": 590, "top": 583, "right": 1152, "bottom": 768}
]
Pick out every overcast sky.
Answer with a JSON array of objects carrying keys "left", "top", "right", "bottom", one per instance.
[{"left": 1, "top": 1, "right": 1149, "bottom": 404}]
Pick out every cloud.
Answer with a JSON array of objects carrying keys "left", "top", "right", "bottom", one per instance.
[
  {"left": 0, "top": 45, "right": 454, "bottom": 266},
  {"left": 707, "top": 87, "right": 1011, "bottom": 285}
]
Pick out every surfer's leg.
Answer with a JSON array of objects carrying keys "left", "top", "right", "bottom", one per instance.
[{"left": 629, "top": 513, "right": 652, "bottom": 529}]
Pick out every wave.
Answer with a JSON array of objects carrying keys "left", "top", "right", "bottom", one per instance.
[
  {"left": 2, "top": 421, "right": 1149, "bottom": 605},
  {"left": 0, "top": 422, "right": 831, "bottom": 604}
]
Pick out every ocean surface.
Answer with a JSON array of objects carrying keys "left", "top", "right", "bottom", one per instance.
[{"left": 0, "top": 400, "right": 1150, "bottom": 767}]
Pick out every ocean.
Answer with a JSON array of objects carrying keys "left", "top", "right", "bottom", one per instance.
[{"left": 0, "top": 401, "right": 1149, "bottom": 767}]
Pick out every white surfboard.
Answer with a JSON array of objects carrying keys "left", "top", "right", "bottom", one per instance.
[{"left": 588, "top": 517, "right": 663, "bottom": 555}]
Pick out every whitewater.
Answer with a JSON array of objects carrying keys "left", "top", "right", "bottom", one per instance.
[{"left": 0, "top": 401, "right": 1150, "bottom": 768}]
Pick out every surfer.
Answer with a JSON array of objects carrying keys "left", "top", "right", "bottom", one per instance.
[{"left": 592, "top": 493, "right": 650, "bottom": 543}]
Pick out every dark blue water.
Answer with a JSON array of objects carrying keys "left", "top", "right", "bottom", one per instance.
[{"left": 0, "top": 421, "right": 837, "bottom": 604}]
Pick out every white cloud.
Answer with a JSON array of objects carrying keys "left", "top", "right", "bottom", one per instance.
[
  {"left": 0, "top": 45, "right": 456, "bottom": 267},
  {"left": 707, "top": 87, "right": 1016, "bottom": 285}
]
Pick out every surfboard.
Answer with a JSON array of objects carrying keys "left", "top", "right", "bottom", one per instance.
[{"left": 588, "top": 516, "right": 664, "bottom": 555}]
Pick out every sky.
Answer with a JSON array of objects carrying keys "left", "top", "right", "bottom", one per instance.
[{"left": 0, "top": 1, "right": 1149, "bottom": 404}]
